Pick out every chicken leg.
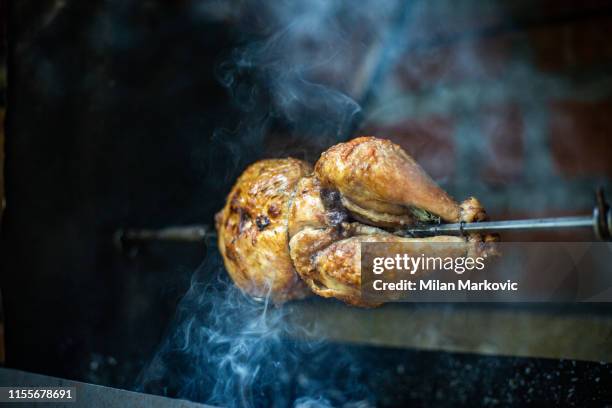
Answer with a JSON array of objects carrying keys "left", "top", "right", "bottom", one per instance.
[{"left": 314, "top": 136, "right": 490, "bottom": 227}]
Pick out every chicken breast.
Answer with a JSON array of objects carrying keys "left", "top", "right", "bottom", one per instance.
[{"left": 215, "top": 158, "right": 312, "bottom": 303}]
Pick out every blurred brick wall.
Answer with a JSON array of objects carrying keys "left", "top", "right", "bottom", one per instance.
[
  {"left": 254, "top": 0, "right": 612, "bottom": 240},
  {"left": 359, "top": 1, "right": 612, "bottom": 240}
]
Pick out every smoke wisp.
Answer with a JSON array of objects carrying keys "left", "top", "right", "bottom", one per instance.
[{"left": 138, "top": 247, "right": 373, "bottom": 407}]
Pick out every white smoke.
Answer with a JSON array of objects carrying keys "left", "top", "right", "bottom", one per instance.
[{"left": 138, "top": 247, "right": 372, "bottom": 407}]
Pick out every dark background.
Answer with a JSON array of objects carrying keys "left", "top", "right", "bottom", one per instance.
[
  {"left": 2, "top": 0, "right": 239, "bottom": 386},
  {"left": 1, "top": 0, "right": 612, "bottom": 406}
]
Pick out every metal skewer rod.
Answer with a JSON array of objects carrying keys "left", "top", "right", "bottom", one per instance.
[
  {"left": 406, "top": 215, "right": 594, "bottom": 235},
  {"left": 407, "top": 189, "right": 611, "bottom": 240},
  {"left": 115, "top": 214, "right": 597, "bottom": 247},
  {"left": 114, "top": 189, "right": 612, "bottom": 251},
  {"left": 113, "top": 225, "right": 216, "bottom": 253},
  {"left": 118, "top": 225, "right": 213, "bottom": 242}
]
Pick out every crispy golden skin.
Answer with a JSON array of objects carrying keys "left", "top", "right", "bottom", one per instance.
[
  {"left": 217, "top": 137, "right": 497, "bottom": 307},
  {"left": 287, "top": 176, "right": 329, "bottom": 239},
  {"left": 215, "top": 158, "right": 312, "bottom": 303}
]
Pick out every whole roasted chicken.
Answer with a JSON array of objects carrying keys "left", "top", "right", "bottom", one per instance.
[{"left": 216, "top": 137, "right": 494, "bottom": 307}]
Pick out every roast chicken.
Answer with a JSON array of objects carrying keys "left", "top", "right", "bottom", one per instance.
[{"left": 215, "top": 136, "right": 495, "bottom": 307}]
